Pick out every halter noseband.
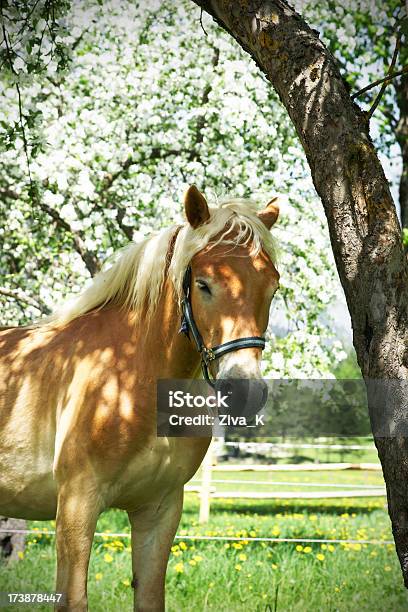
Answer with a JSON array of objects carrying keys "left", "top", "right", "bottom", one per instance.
[{"left": 179, "top": 265, "right": 266, "bottom": 387}]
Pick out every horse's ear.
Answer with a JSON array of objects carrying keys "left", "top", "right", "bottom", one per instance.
[
  {"left": 257, "top": 196, "right": 280, "bottom": 229},
  {"left": 184, "top": 185, "right": 210, "bottom": 229}
]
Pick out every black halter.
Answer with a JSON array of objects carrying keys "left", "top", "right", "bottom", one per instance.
[{"left": 179, "top": 265, "right": 266, "bottom": 387}]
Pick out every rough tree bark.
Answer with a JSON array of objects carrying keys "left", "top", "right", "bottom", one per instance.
[{"left": 191, "top": 0, "right": 408, "bottom": 584}]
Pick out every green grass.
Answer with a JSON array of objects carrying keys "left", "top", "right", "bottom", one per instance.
[{"left": 0, "top": 470, "right": 407, "bottom": 611}]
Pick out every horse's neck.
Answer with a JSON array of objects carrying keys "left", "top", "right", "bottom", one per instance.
[
  {"left": 140, "top": 279, "right": 201, "bottom": 380},
  {"left": 88, "top": 284, "right": 200, "bottom": 381}
]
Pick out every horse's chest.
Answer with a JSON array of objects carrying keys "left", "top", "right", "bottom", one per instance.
[{"left": 110, "top": 436, "right": 210, "bottom": 511}]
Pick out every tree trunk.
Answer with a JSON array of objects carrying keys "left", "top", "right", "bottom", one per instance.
[
  {"left": 0, "top": 517, "right": 26, "bottom": 562},
  {"left": 191, "top": 0, "right": 408, "bottom": 584}
]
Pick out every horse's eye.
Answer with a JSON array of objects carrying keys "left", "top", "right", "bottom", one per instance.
[{"left": 196, "top": 280, "right": 212, "bottom": 295}]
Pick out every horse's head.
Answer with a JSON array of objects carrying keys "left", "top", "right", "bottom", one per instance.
[{"left": 180, "top": 186, "right": 280, "bottom": 411}]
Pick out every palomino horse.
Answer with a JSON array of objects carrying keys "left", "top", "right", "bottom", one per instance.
[{"left": 0, "top": 186, "right": 280, "bottom": 611}]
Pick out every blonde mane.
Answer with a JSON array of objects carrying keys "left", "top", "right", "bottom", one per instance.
[{"left": 44, "top": 199, "right": 278, "bottom": 326}]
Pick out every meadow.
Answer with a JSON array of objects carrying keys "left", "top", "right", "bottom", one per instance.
[{"left": 1, "top": 468, "right": 407, "bottom": 612}]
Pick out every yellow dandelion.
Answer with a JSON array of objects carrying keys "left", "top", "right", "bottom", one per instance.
[
  {"left": 104, "top": 553, "right": 113, "bottom": 563},
  {"left": 384, "top": 566, "right": 392, "bottom": 572},
  {"left": 328, "top": 545, "right": 335, "bottom": 552},
  {"left": 309, "top": 515, "right": 317, "bottom": 522},
  {"left": 303, "top": 546, "right": 312, "bottom": 554},
  {"left": 235, "top": 564, "right": 242, "bottom": 571},
  {"left": 272, "top": 563, "right": 278, "bottom": 570},
  {"left": 17, "top": 551, "right": 24, "bottom": 560},
  {"left": 189, "top": 559, "right": 197, "bottom": 566},
  {"left": 232, "top": 543, "right": 243, "bottom": 550},
  {"left": 172, "top": 550, "right": 181, "bottom": 557},
  {"left": 121, "top": 579, "right": 130, "bottom": 587},
  {"left": 171, "top": 545, "right": 179, "bottom": 552},
  {"left": 174, "top": 562, "right": 184, "bottom": 573},
  {"left": 321, "top": 544, "right": 327, "bottom": 550},
  {"left": 249, "top": 530, "right": 256, "bottom": 537},
  {"left": 296, "top": 545, "right": 303, "bottom": 552},
  {"left": 209, "top": 582, "right": 215, "bottom": 588},
  {"left": 179, "top": 542, "right": 187, "bottom": 551},
  {"left": 238, "top": 553, "right": 247, "bottom": 562},
  {"left": 193, "top": 555, "right": 203, "bottom": 562},
  {"left": 316, "top": 553, "right": 325, "bottom": 561},
  {"left": 95, "top": 573, "right": 103, "bottom": 581},
  {"left": 272, "top": 526, "right": 280, "bottom": 536}
]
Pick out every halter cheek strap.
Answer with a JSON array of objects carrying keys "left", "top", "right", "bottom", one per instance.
[{"left": 179, "top": 265, "right": 266, "bottom": 387}]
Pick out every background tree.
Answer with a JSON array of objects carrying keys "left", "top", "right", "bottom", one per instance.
[
  {"left": 0, "top": 0, "right": 346, "bottom": 378},
  {"left": 190, "top": 0, "right": 408, "bottom": 586}
]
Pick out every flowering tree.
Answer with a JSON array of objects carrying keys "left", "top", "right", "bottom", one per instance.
[{"left": 0, "top": 0, "right": 345, "bottom": 377}]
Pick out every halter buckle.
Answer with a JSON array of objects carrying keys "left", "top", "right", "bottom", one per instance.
[{"left": 202, "top": 347, "right": 216, "bottom": 364}]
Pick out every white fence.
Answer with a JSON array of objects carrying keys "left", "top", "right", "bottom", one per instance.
[{"left": 185, "top": 442, "right": 385, "bottom": 523}]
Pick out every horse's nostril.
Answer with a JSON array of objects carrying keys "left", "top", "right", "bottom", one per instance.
[
  {"left": 223, "top": 382, "right": 233, "bottom": 396},
  {"left": 215, "top": 379, "right": 233, "bottom": 397}
]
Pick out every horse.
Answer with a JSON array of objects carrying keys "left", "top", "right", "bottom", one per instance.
[{"left": 0, "top": 185, "right": 280, "bottom": 611}]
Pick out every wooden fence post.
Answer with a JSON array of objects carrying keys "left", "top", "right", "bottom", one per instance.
[{"left": 199, "top": 441, "right": 213, "bottom": 524}]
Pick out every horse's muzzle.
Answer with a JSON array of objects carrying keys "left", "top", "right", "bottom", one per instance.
[{"left": 214, "top": 378, "right": 268, "bottom": 417}]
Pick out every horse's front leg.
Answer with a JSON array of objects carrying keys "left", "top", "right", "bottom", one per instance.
[
  {"left": 55, "top": 482, "right": 101, "bottom": 611},
  {"left": 128, "top": 487, "right": 184, "bottom": 612}
]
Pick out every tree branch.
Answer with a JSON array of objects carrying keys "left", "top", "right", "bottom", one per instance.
[
  {"left": 38, "top": 201, "right": 100, "bottom": 276},
  {"left": 352, "top": 66, "right": 408, "bottom": 101},
  {"left": 188, "top": 45, "right": 220, "bottom": 161},
  {"left": 0, "top": 12, "right": 35, "bottom": 199},
  {"left": 200, "top": 8, "right": 208, "bottom": 36},
  {"left": 0, "top": 180, "right": 100, "bottom": 276},
  {"left": 97, "top": 148, "right": 190, "bottom": 240},
  {"left": 367, "top": 31, "right": 401, "bottom": 120},
  {"left": 0, "top": 288, "right": 51, "bottom": 315}
]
